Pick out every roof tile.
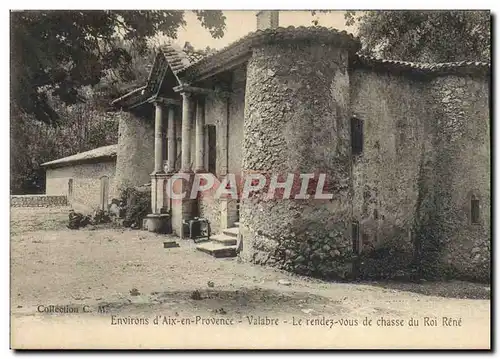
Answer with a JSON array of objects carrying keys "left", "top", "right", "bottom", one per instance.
[
  {"left": 353, "top": 54, "right": 490, "bottom": 75},
  {"left": 42, "top": 145, "right": 117, "bottom": 167}
]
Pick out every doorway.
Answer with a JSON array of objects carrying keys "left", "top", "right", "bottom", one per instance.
[
  {"left": 207, "top": 124, "right": 217, "bottom": 174},
  {"left": 68, "top": 179, "right": 73, "bottom": 202},
  {"left": 100, "top": 176, "right": 109, "bottom": 211}
]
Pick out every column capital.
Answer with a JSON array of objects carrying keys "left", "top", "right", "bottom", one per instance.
[
  {"left": 175, "top": 84, "right": 231, "bottom": 98},
  {"left": 149, "top": 97, "right": 182, "bottom": 107},
  {"left": 181, "top": 91, "right": 194, "bottom": 99},
  {"left": 152, "top": 100, "right": 163, "bottom": 109}
]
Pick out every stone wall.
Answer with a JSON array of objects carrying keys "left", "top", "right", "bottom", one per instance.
[
  {"left": 427, "top": 75, "right": 490, "bottom": 281},
  {"left": 228, "top": 67, "right": 246, "bottom": 176},
  {"left": 349, "top": 69, "right": 433, "bottom": 278},
  {"left": 197, "top": 95, "right": 220, "bottom": 233},
  {"left": 240, "top": 41, "right": 355, "bottom": 279},
  {"left": 197, "top": 73, "right": 246, "bottom": 233},
  {"left": 11, "top": 195, "right": 68, "bottom": 207},
  {"left": 114, "top": 111, "right": 155, "bottom": 192},
  {"left": 235, "top": 40, "right": 489, "bottom": 281},
  {"left": 45, "top": 160, "right": 117, "bottom": 213},
  {"left": 198, "top": 189, "right": 221, "bottom": 235},
  {"left": 348, "top": 68, "right": 490, "bottom": 281}
]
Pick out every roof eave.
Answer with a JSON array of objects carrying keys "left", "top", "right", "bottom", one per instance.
[
  {"left": 351, "top": 54, "right": 491, "bottom": 77},
  {"left": 42, "top": 154, "right": 117, "bottom": 168},
  {"left": 111, "top": 85, "right": 147, "bottom": 106}
]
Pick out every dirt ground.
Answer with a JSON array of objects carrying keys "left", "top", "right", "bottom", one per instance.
[{"left": 10, "top": 207, "right": 491, "bottom": 349}]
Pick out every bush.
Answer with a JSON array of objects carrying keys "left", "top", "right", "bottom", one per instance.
[
  {"left": 67, "top": 210, "right": 91, "bottom": 230},
  {"left": 92, "top": 209, "right": 111, "bottom": 224},
  {"left": 119, "top": 186, "right": 151, "bottom": 228}
]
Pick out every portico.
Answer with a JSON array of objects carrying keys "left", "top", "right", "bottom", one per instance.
[
  {"left": 111, "top": 41, "right": 244, "bottom": 246},
  {"left": 145, "top": 87, "right": 215, "bottom": 236}
]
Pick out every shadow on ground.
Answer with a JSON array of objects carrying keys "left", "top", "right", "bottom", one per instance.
[
  {"left": 96, "top": 288, "right": 351, "bottom": 317},
  {"left": 358, "top": 280, "right": 490, "bottom": 300}
]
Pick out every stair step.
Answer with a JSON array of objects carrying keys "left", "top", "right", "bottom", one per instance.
[
  {"left": 211, "top": 234, "right": 238, "bottom": 246},
  {"left": 196, "top": 242, "right": 238, "bottom": 258},
  {"left": 234, "top": 222, "right": 240, "bottom": 227},
  {"left": 223, "top": 227, "right": 239, "bottom": 238}
]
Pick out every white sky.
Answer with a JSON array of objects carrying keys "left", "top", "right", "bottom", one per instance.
[{"left": 167, "top": 10, "right": 355, "bottom": 50}]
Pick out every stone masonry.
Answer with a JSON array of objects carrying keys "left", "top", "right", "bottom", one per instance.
[
  {"left": 240, "top": 38, "right": 358, "bottom": 279},
  {"left": 111, "top": 25, "right": 490, "bottom": 282}
]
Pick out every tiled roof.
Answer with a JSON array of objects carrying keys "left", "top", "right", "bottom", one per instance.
[
  {"left": 177, "top": 26, "right": 489, "bottom": 81},
  {"left": 110, "top": 85, "right": 147, "bottom": 108},
  {"left": 41, "top": 145, "right": 117, "bottom": 168},
  {"left": 178, "top": 26, "right": 360, "bottom": 82},
  {"left": 112, "top": 26, "right": 490, "bottom": 108},
  {"left": 160, "top": 43, "right": 206, "bottom": 75},
  {"left": 112, "top": 43, "right": 206, "bottom": 109},
  {"left": 352, "top": 54, "right": 490, "bottom": 76}
]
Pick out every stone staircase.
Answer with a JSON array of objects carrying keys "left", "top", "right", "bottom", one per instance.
[{"left": 196, "top": 222, "right": 240, "bottom": 258}]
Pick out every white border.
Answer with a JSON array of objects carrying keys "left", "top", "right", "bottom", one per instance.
[{"left": 1, "top": 3, "right": 496, "bottom": 357}]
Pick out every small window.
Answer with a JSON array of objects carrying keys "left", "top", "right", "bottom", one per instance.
[
  {"left": 351, "top": 117, "right": 363, "bottom": 155},
  {"left": 471, "top": 195, "right": 480, "bottom": 224}
]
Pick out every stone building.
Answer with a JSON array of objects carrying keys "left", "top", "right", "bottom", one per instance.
[
  {"left": 111, "top": 11, "right": 490, "bottom": 281},
  {"left": 42, "top": 145, "right": 118, "bottom": 213}
]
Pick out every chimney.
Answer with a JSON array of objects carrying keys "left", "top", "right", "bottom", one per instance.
[{"left": 256, "top": 10, "right": 279, "bottom": 30}]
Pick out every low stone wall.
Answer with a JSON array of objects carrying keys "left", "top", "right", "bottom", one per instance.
[{"left": 11, "top": 195, "right": 68, "bottom": 207}]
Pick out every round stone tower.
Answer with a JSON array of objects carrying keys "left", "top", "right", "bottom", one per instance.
[
  {"left": 240, "top": 27, "right": 360, "bottom": 279},
  {"left": 114, "top": 110, "right": 155, "bottom": 193}
]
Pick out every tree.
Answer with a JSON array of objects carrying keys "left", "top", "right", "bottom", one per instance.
[
  {"left": 10, "top": 98, "right": 120, "bottom": 194},
  {"left": 10, "top": 10, "right": 226, "bottom": 124},
  {"left": 9, "top": 37, "right": 160, "bottom": 195},
  {"left": 344, "top": 11, "right": 490, "bottom": 63},
  {"left": 9, "top": 34, "right": 219, "bottom": 194}
]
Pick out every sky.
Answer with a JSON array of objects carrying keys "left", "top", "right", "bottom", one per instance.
[{"left": 164, "top": 10, "right": 356, "bottom": 51}]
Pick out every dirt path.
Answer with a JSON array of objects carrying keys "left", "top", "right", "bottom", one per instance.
[{"left": 10, "top": 207, "right": 491, "bottom": 349}]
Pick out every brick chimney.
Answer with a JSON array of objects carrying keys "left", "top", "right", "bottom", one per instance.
[{"left": 256, "top": 10, "right": 279, "bottom": 30}]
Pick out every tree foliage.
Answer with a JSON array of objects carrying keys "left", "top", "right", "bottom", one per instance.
[
  {"left": 10, "top": 35, "right": 214, "bottom": 195},
  {"left": 10, "top": 10, "right": 226, "bottom": 124},
  {"left": 344, "top": 11, "right": 490, "bottom": 63},
  {"left": 10, "top": 98, "right": 120, "bottom": 194}
]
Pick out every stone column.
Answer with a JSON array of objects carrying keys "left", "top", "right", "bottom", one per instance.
[
  {"left": 153, "top": 102, "right": 165, "bottom": 174},
  {"left": 167, "top": 106, "right": 176, "bottom": 173},
  {"left": 145, "top": 102, "right": 170, "bottom": 233},
  {"left": 171, "top": 92, "right": 196, "bottom": 238},
  {"left": 181, "top": 92, "right": 193, "bottom": 172},
  {"left": 195, "top": 96, "right": 206, "bottom": 172}
]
